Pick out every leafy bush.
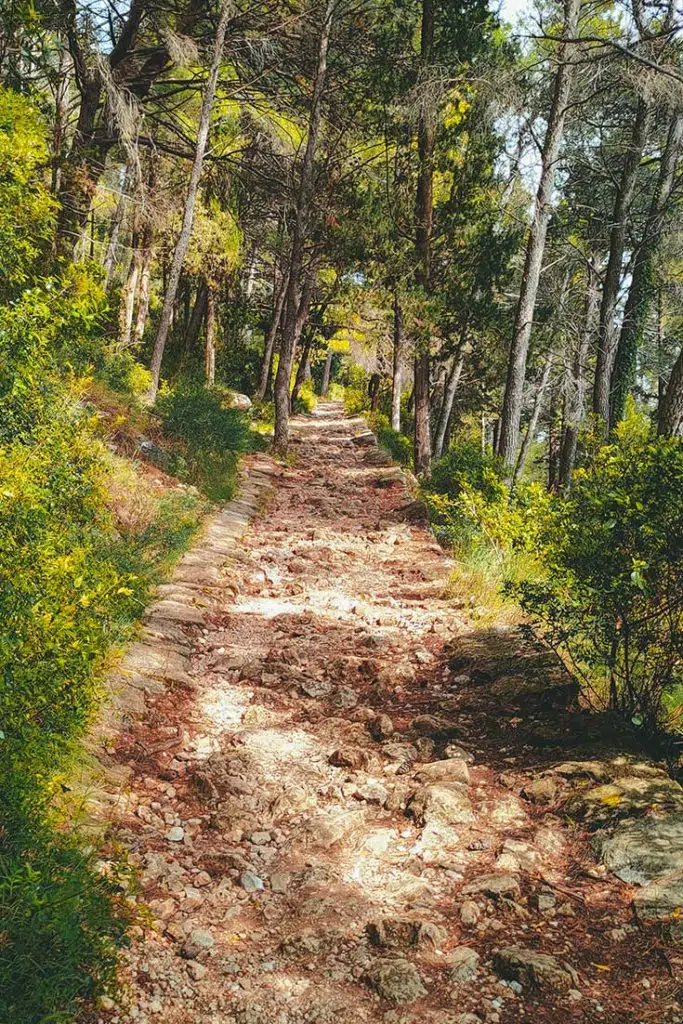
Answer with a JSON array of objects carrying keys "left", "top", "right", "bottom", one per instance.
[
  {"left": 0, "top": 88, "right": 211, "bottom": 1021},
  {"left": 0, "top": 87, "right": 56, "bottom": 298},
  {"left": 371, "top": 413, "right": 412, "bottom": 467},
  {"left": 0, "top": 780, "right": 133, "bottom": 1023},
  {"left": 292, "top": 378, "right": 317, "bottom": 414},
  {"left": 428, "top": 438, "right": 504, "bottom": 502},
  {"left": 510, "top": 420, "right": 683, "bottom": 735},
  {"left": 155, "top": 382, "right": 253, "bottom": 501},
  {"left": 340, "top": 363, "right": 370, "bottom": 414},
  {"left": 98, "top": 350, "right": 153, "bottom": 402}
]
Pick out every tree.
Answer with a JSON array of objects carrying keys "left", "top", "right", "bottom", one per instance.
[
  {"left": 273, "top": 0, "right": 338, "bottom": 454},
  {"left": 148, "top": 0, "right": 233, "bottom": 400},
  {"left": 496, "top": 0, "right": 581, "bottom": 469}
]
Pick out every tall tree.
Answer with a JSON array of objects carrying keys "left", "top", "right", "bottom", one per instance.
[
  {"left": 412, "top": 0, "right": 436, "bottom": 476},
  {"left": 273, "top": 0, "right": 337, "bottom": 454},
  {"left": 148, "top": 0, "right": 232, "bottom": 400},
  {"left": 610, "top": 109, "right": 683, "bottom": 427},
  {"left": 496, "top": 0, "right": 581, "bottom": 468},
  {"left": 592, "top": 98, "right": 650, "bottom": 428}
]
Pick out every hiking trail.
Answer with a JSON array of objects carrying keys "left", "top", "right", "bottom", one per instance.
[{"left": 91, "top": 401, "right": 682, "bottom": 1024}]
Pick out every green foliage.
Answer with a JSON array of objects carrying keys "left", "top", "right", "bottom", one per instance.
[
  {"left": 0, "top": 782, "right": 133, "bottom": 1024},
  {"left": 0, "top": 91, "right": 214, "bottom": 1019},
  {"left": 340, "top": 363, "right": 370, "bottom": 415},
  {"left": 155, "top": 382, "right": 253, "bottom": 501},
  {"left": 97, "top": 350, "right": 154, "bottom": 403},
  {"left": 292, "top": 378, "right": 317, "bottom": 414},
  {"left": 371, "top": 413, "right": 412, "bottom": 467},
  {"left": 424, "top": 439, "right": 530, "bottom": 551},
  {"left": 0, "top": 87, "right": 56, "bottom": 297},
  {"left": 510, "top": 421, "right": 683, "bottom": 734}
]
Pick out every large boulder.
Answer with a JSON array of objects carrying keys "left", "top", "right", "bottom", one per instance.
[
  {"left": 415, "top": 759, "right": 470, "bottom": 786},
  {"left": 367, "top": 959, "right": 428, "bottom": 1004},
  {"left": 366, "top": 917, "right": 446, "bottom": 950},
  {"left": 227, "top": 390, "right": 252, "bottom": 411},
  {"left": 493, "top": 946, "right": 578, "bottom": 992},
  {"left": 593, "top": 813, "right": 683, "bottom": 885},
  {"left": 408, "top": 783, "right": 474, "bottom": 826}
]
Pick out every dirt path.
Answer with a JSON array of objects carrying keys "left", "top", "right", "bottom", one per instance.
[{"left": 96, "top": 402, "right": 681, "bottom": 1024}]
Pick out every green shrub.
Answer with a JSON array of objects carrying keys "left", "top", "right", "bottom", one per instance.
[
  {"left": 98, "top": 350, "right": 153, "bottom": 402},
  {"left": 509, "top": 420, "right": 683, "bottom": 735},
  {"left": 292, "top": 378, "right": 317, "bottom": 414},
  {"left": 0, "top": 778, "right": 134, "bottom": 1023},
  {"left": 155, "top": 382, "right": 253, "bottom": 501},
  {"left": 0, "top": 88, "right": 211, "bottom": 1021},
  {"left": 0, "top": 87, "right": 56, "bottom": 298},
  {"left": 339, "top": 363, "right": 370, "bottom": 415},
  {"left": 428, "top": 438, "right": 504, "bottom": 502},
  {"left": 371, "top": 413, "right": 413, "bottom": 467}
]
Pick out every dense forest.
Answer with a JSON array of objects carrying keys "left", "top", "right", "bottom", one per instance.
[{"left": 2, "top": 0, "right": 683, "bottom": 1019}]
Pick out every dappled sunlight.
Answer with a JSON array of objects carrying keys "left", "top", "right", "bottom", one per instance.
[{"left": 100, "top": 403, "right": 682, "bottom": 1024}]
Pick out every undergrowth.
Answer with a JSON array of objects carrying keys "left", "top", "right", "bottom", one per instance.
[
  {"left": 0, "top": 88, "right": 224, "bottom": 1022},
  {"left": 426, "top": 413, "right": 683, "bottom": 744}
]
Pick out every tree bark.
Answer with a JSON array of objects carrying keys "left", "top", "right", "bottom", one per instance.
[
  {"left": 184, "top": 281, "right": 209, "bottom": 360},
  {"left": 205, "top": 284, "right": 217, "bottom": 385},
  {"left": 320, "top": 347, "right": 333, "bottom": 396},
  {"left": 512, "top": 348, "right": 554, "bottom": 486},
  {"left": 148, "top": 0, "right": 232, "bottom": 400},
  {"left": 558, "top": 258, "right": 600, "bottom": 487},
  {"left": 433, "top": 346, "right": 466, "bottom": 460},
  {"left": 254, "top": 265, "right": 289, "bottom": 401},
  {"left": 391, "top": 292, "right": 403, "bottom": 431},
  {"left": 290, "top": 331, "right": 314, "bottom": 406},
  {"left": 496, "top": 0, "right": 581, "bottom": 468},
  {"left": 133, "top": 223, "right": 154, "bottom": 345},
  {"left": 118, "top": 232, "right": 141, "bottom": 347},
  {"left": 592, "top": 98, "right": 650, "bottom": 427},
  {"left": 412, "top": 0, "right": 435, "bottom": 477},
  {"left": 610, "top": 109, "right": 683, "bottom": 427},
  {"left": 659, "top": 343, "right": 683, "bottom": 436},
  {"left": 51, "top": 46, "right": 71, "bottom": 197},
  {"left": 273, "top": 0, "right": 337, "bottom": 454}
]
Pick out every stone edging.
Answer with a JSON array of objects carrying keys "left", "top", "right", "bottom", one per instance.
[{"left": 93, "top": 453, "right": 281, "bottom": 748}]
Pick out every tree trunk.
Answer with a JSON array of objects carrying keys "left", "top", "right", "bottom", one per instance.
[
  {"left": 132, "top": 223, "right": 154, "bottom": 345},
  {"left": 273, "top": 0, "right": 337, "bottom": 454},
  {"left": 592, "top": 99, "right": 650, "bottom": 427},
  {"left": 659, "top": 344, "right": 683, "bottom": 436},
  {"left": 391, "top": 292, "right": 403, "bottom": 431},
  {"left": 547, "top": 383, "right": 561, "bottom": 490},
  {"left": 51, "top": 47, "right": 71, "bottom": 196},
  {"left": 184, "top": 281, "right": 208, "bottom": 361},
  {"left": 512, "top": 348, "right": 554, "bottom": 486},
  {"left": 103, "top": 165, "right": 129, "bottom": 290},
  {"left": 558, "top": 258, "right": 600, "bottom": 487},
  {"left": 291, "top": 332, "right": 314, "bottom": 406},
  {"left": 205, "top": 284, "right": 217, "bottom": 385},
  {"left": 412, "top": 0, "right": 435, "bottom": 477},
  {"left": 433, "top": 346, "right": 466, "bottom": 459},
  {"left": 320, "top": 348, "right": 333, "bottom": 396},
  {"left": 118, "top": 233, "right": 141, "bottom": 347},
  {"left": 610, "top": 109, "right": 683, "bottom": 427},
  {"left": 496, "top": 0, "right": 581, "bottom": 468},
  {"left": 148, "top": 0, "right": 232, "bottom": 400},
  {"left": 255, "top": 265, "right": 289, "bottom": 401}
]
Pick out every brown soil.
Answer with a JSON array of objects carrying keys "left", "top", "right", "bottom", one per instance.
[{"left": 93, "top": 402, "right": 682, "bottom": 1024}]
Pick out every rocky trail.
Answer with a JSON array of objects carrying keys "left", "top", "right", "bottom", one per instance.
[{"left": 91, "top": 402, "right": 682, "bottom": 1024}]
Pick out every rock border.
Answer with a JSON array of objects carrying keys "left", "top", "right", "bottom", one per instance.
[{"left": 87, "top": 452, "right": 281, "bottom": 770}]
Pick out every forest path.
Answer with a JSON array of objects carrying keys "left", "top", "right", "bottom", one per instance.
[{"left": 97, "top": 401, "right": 680, "bottom": 1024}]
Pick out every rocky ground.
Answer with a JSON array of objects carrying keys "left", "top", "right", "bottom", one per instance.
[{"left": 90, "top": 402, "right": 682, "bottom": 1024}]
